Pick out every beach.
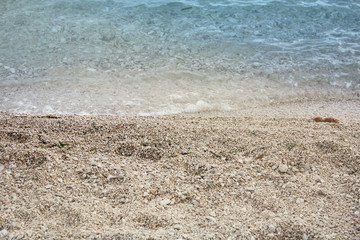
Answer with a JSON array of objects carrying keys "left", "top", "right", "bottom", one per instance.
[
  {"left": 0, "top": 99, "right": 359, "bottom": 239},
  {"left": 1, "top": 1, "right": 359, "bottom": 238}
]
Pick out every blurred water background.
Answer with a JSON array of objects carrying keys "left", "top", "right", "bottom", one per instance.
[{"left": 0, "top": 0, "right": 359, "bottom": 115}]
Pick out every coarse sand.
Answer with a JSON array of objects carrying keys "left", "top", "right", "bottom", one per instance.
[{"left": 0, "top": 99, "right": 359, "bottom": 239}]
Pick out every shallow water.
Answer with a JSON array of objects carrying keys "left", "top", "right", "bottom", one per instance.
[{"left": 0, "top": 0, "right": 359, "bottom": 115}]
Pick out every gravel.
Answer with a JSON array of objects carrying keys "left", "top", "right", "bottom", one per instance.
[{"left": 0, "top": 100, "right": 359, "bottom": 239}]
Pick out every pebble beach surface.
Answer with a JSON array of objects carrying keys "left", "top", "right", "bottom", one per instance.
[{"left": 0, "top": 100, "right": 359, "bottom": 239}]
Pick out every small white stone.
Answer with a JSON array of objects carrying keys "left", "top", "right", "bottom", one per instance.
[
  {"left": 206, "top": 216, "right": 216, "bottom": 222},
  {"left": 51, "top": 26, "right": 61, "bottom": 33},
  {"left": 244, "top": 158, "right": 253, "bottom": 164},
  {"left": 87, "top": 67, "right": 97, "bottom": 72},
  {"left": 268, "top": 224, "right": 276, "bottom": 232},
  {"left": 302, "top": 233, "right": 308, "bottom": 240},
  {"left": 278, "top": 164, "right": 288, "bottom": 173},
  {"left": 0, "top": 165, "right": 4, "bottom": 172},
  {"left": 9, "top": 68, "right": 15, "bottom": 73},
  {"left": 8, "top": 232, "right": 15, "bottom": 239},
  {"left": 11, "top": 193, "right": 17, "bottom": 200},
  {"left": 89, "top": 158, "right": 98, "bottom": 166},
  {"left": 160, "top": 199, "right": 171, "bottom": 205},
  {"left": 209, "top": 211, "right": 216, "bottom": 217},
  {"left": 246, "top": 187, "right": 255, "bottom": 192},
  {"left": 45, "top": 184, "right": 52, "bottom": 189},
  {"left": 0, "top": 229, "right": 8, "bottom": 237},
  {"left": 173, "top": 224, "right": 181, "bottom": 230},
  {"left": 296, "top": 198, "right": 304, "bottom": 204},
  {"left": 289, "top": 176, "right": 297, "bottom": 182},
  {"left": 314, "top": 175, "right": 323, "bottom": 183},
  {"left": 262, "top": 209, "right": 276, "bottom": 218}
]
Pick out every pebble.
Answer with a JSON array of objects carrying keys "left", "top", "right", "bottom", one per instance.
[
  {"left": 160, "top": 199, "right": 171, "bottom": 205},
  {"left": 173, "top": 224, "right": 181, "bottom": 230},
  {"left": 302, "top": 233, "right": 308, "bottom": 240},
  {"left": 296, "top": 198, "right": 304, "bottom": 204},
  {"left": 289, "top": 176, "right": 297, "bottom": 182},
  {"left": 0, "top": 165, "right": 4, "bottom": 172},
  {"left": 206, "top": 216, "right": 216, "bottom": 222},
  {"left": 89, "top": 159, "right": 98, "bottom": 166},
  {"left": 244, "top": 158, "right": 253, "bottom": 164},
  {"left": 45, "top": 184, "right": 53, "bottom": 189},
  {"left": 246, "top": 187, "right": 255, "bottom": 192},
  {"left": 268, "top": 224, "right": 276, "bottom": 232},
  {"left": 314, "top": 175, "right": 324, "bottom": 183},
  {"left": 51, "top": 26, "right": 61, "bottom": 33},
  {"left": 209, "top": 211, "right": 216, "bottom": 217},
  {"left": 8, "top": 232, "right": 15, "bottom": 239},
  {"left": 262, "top": 210, "right": 276, "bottom": 219},
  {"left": 0, "top": 229, "right": 8, "bottom": 237},
  {"left": 107, "top": 174, "right": 124, "bottom": 181},
  {"left": 345, "top": 194, "right": 352, "bottom": 199},
  {"left": 278, "top": 164, "right": 288, "bottom": 173},
  {"left": 87, "top": 67, "right": 97, "bottom": 72},
  {"left": 304, "top": 163, "right": 311, "bottom": 171}
]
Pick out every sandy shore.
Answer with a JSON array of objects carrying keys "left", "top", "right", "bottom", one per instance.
[{"left": 0, "top": 99, "right": 359, "bottom": 239}]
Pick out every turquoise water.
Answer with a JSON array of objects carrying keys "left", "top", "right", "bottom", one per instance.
[{"left": 0, "top": 0, "right": 359, "bottom": 115}]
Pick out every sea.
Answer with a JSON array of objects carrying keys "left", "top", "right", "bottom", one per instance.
[{"left": 0, "top": 0, "right": 359, "bottom": 115}]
